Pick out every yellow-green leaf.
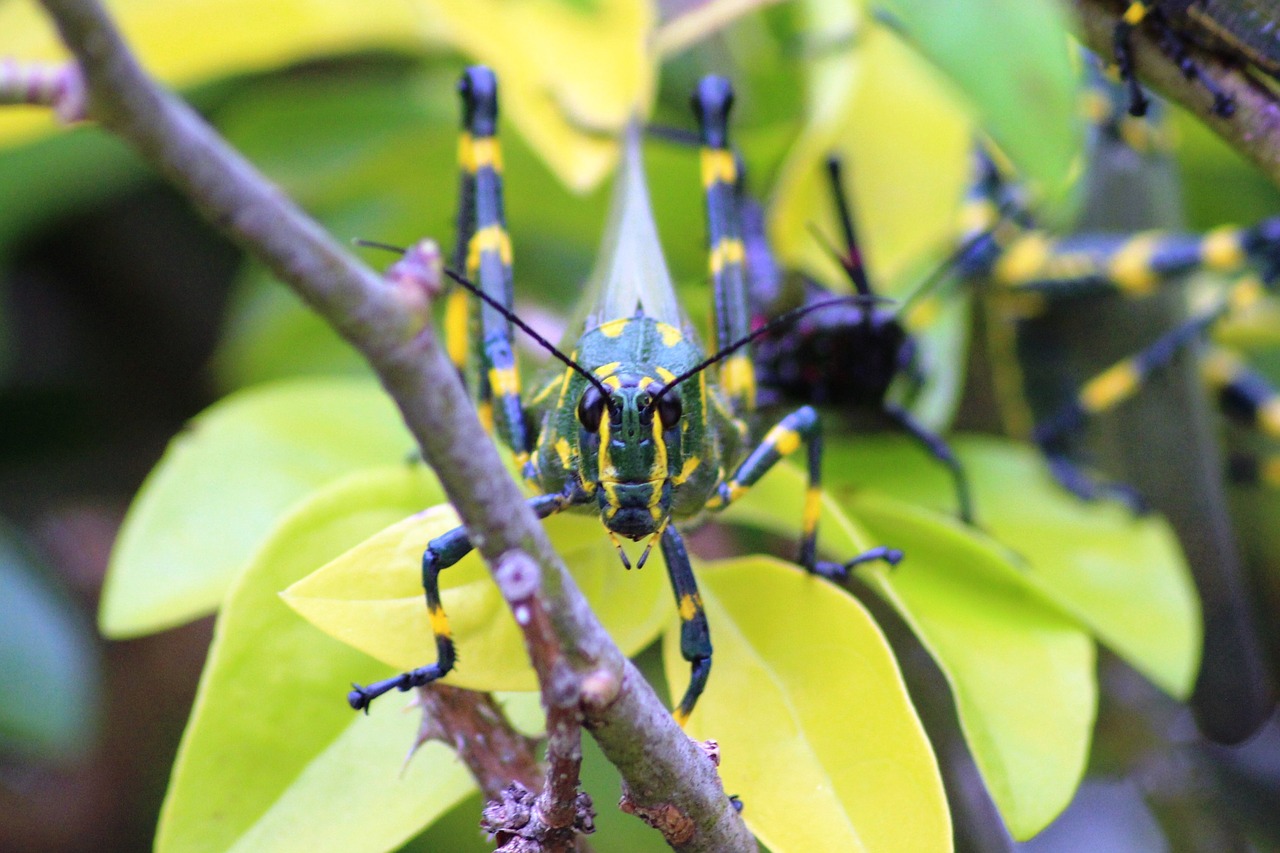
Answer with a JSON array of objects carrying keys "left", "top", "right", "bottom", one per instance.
[
  {"left": 824, "top": 435, "right": 1200, "bottom": 699},
  {"left": 665, "top": 557, "right": 950, "bottom": 853},
  {"left": 0, "top": 0, "right": 425, "bottom": 147},
  {"left": 428, "top": 0, "right": 656, "bottom": 192},
  {"left": 157, "top": 466, "right": 474, "bottom": 853},
  {"left": 282, "top": 502, "right": 670, "bottom": 691},
  {"left": 770, "top": 6, "right": 973, "bottom": 291},
  {"left": 847, "top": 492, "right": 1096, "bottom": 840},
  {"left": 878, "top": 0, "right": 1081, "bottom": 193},
  {"left": 102, "top": 377, "right": 412, "bottom": 638}
]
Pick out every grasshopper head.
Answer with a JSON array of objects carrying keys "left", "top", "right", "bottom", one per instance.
[{"left": 577, "top": 373, "right": 684, "bottom": 540}]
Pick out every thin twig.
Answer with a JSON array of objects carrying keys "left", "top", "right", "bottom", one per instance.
[
  {"left": 1070, "top": 0, "right": 1280, "bottom": 189},
  {"left": 26, "top": 0, "right": 755, "bottom": 849}
]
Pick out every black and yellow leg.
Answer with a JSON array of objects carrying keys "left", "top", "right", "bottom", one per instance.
[
  {"left": 1113, "top": 3, "right": 1151, "bottom": 117},
  {"left": 989, "top": 225, "right": 1255, "bottom": 301},
  {"left": 706, "top": 406, "right": 902, "bottom": 580},
  {"left": 1144, "top": 8, "right": 1236, "bottom": 117},
  {"left": 347, "top": 489, "right": 582, "bottom": 712},
  {"left": 883, "top": 403, "right": 976, "bottom": 524},
  {"left": 454, "top": 66, "right": 533, "bottom": 470},
  {"left": 1202, "top": 346, "right": 1280, "bottom": 440},
  {"left": 692, "top": 75, "right": 756, "bottom": 415},
  {"left": 1032, "top": 300, "right": 1227, "bottom": 507},
  {"left": 660, "top": 524, "right": 712, "bottom": 725}
]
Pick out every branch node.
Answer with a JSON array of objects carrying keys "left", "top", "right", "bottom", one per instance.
[
  {"left": 484, "top": 781, "right": 596, "bottom": 852},
  {"left": 579, "top": 667, "right": 622, "bottom": 715},
  {"left": 496, "top": 548, "right": 543, "bottom": 604},
  {"left": 0, "top": 58, "right": 86, "bottom": 121},
  {"left": 384, "top": 238, "right": 443, "bottom": 323},
  {"left": 619, "top": 787, "right": 696, "bottom": 846}
]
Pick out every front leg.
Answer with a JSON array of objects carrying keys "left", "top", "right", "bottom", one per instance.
[
  {"left": 707, "top": 406, "right": 902, "bottom": 582},
  {"left": 660, "top": 524, "right": 712, "bottom": 726},
  {"left": 348, "top": 489, "right": 577, "bottom": 711}
]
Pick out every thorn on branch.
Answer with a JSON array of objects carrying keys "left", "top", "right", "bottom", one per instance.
[
  {"left": 383, "top": 238, "right": 443, "bottom": 322},
  {"left": 0, "top": 58, "right": 86, "bottom": 122}
]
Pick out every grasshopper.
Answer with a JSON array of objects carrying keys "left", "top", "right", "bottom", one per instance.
[{"left": 348, "top": 68, "right": 900, "bottom": 723}]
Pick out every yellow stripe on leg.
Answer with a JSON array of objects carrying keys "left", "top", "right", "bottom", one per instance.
[{"left": 1080, "top": 362, "right": 1141, "bottom": 412}]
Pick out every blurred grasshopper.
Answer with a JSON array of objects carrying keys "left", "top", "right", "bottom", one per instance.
[{"left": 349, "top": 68, "right": 899, "bottom": 723}]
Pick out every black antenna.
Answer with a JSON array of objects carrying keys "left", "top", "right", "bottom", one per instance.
[
  {"left": 652, "top": 293, "right": 891, "bottom": 403},
  {"left": 825, "top": 156, "right": 874, "bottom": 299},
  {"left": 355, "top": 239, "right": 614, "bottom": 400}
]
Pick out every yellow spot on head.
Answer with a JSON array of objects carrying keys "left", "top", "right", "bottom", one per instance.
[
  {"left": 1081, "top": 362, "right": 1141, "bottom": 412},
  {"left": 656, "top": 366, "right": 677, "bottom": 383},
  {"left": 594, "top": 361, "right": 622, "bottom": 378},
  {"left": 657, "top": 324, "right": 684, "bottom": 348},
  {"left": 700, "top": 148, "right": 737, "bottom": 188},
  {"left": 599, "top": 319, "right": 629, "bottom": 338}
]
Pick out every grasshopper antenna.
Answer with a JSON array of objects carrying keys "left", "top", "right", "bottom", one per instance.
[{"left": 355, "top": 239, "right": 614, "bottom": 400}]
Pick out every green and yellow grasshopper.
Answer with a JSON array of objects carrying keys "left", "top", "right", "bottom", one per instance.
[{"left": 349, "top": 68, "right": 899, "bottom": 723}]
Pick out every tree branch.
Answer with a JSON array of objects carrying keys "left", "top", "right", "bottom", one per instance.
[
  {"left": 1070, "top": 0, "right": 1280, "bottom": 189},
  {"left": 28, "top": 0, "right": 754, "bottom": 849}
]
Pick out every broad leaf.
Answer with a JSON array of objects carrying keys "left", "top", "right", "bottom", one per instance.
[
  {"left": 824, "top": 435, "right": 1200, "bottom": 699},
  {"left": 720, "top": 452, "right": 1098, "bottom": 838},
  {"left": 103, "top": 377, "right": 412, "bottom": 638},
  {"left": 771, "top": 3, "right": 973, "bottom": 291},
  {"left": 847, "top": 493, "right": 1096, "bottom": 840},
  {"left": 428, "top": 0, "right": 656, "bottom": 192},
  {"left": 878, "top": 0, "right": 1081, "bottom": 194},
  {"left": 157, "top": 466, "right": 474, "bottom": 853},
  {"left": 665, "top": 557, "right": 951, "bottom": 853},
  {"left": 282, "top": 502, "right": 671, "bottom": 691}
]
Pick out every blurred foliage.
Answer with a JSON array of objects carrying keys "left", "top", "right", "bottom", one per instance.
[
  {"left": 0, "top": 519, "right": 100, "bottom": 760},
  {"left": 3, "top": 0, "right": 1280, "bottom": 851}
]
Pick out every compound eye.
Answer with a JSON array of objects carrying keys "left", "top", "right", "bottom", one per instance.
[
  {"left": 656, "top": 390, "right": 683, "bottom": 429},
  {"left": 577, "top": 386, "right": 607, "bottom": 432}
]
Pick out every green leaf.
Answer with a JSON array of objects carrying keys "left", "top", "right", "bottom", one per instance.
[
  {"left": 878, "top": 0, "right": 1081, "bottom": 193},
  {"left": 0, "top": 521, "right": 100, "bottom": 759},
  {"left": 771, "top": 4, "right": 973, "bottom": 291},
  {"left": 157, "top": 465, "right": 476, "bottom": 853},
  {"left": 824, "top": 435, "right": 1200, "bottom": 699},
  {"left": 665, "top": 557, "right": 951, "bottom": 853},
  {"left": 282, "top": 501, "right": 671, "bottom": 691},
  {"left": 103, "top": 377, "right": 412, "bottom": 638},
  {"left": 847, "top": 492, "right": 1096, "bottom": 840}
]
